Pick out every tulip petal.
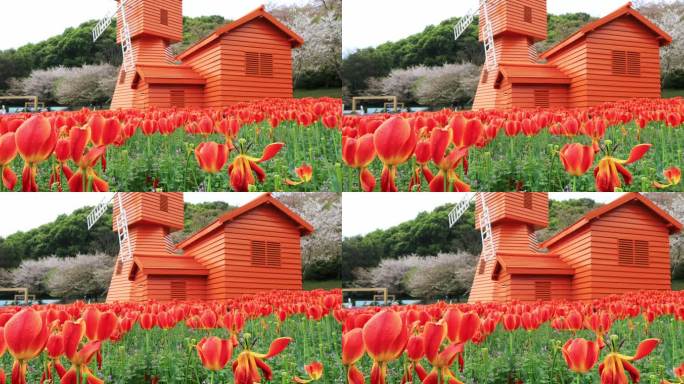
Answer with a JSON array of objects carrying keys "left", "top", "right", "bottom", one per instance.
[{"left": 624, "top": 144, "right": 651, "bottom": 165}]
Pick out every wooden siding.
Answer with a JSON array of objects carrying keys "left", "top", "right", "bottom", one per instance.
[
  {"left": 545, "top": 39, "right": 589, "bottom": 108},
  {"left": 106, "top": 258, "right": 135, "bottom": 302},
  {"left": 139, "top": 84, "right": 204, "bottom": 109},
  {"left": 584, "top": 15, "right": 662, "bottom": 105},
  {"left": 510, "top": 84, "right": 568, "bottom": 109},
  {"left": 117, "top": 0, "right": 183, "bottom": 43},
  {"left": 476, "top": 193, "right": 549, "bottom": 230},
  {"left": 182, "top": 18, "right": 295, "bottom": 106},
  {"left": 222, "top": 205, "right": 303, "bottom": 298},
  {"left": 586, "top": 201, "right": 671, "bottom": 298},
  {"left": 480, "top": 0, "right": 547, "bottom": 42},
  {"left": 143, "top": 276, "right": 206, "bottom": 302},
  {"left": 183, "top": 229, "right": 228, "bottom": 300},
  {"left": 113, "top": 193, "right": 184, "bottom": 231},
  {"left": 505, "top": 275, "right": 572, "bottom": 302},
  {"left": 468, "top": 259, "right": 498, "bottom": 303}
]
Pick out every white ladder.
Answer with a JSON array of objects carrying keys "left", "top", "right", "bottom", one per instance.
[
  {"left": 481, "top": 0, "right": 498, "bottom": 72},
  {"left": 115, "top": 194, "right": 133, "bottom": 262},
  {"left": 120, "top": 2, "right": 135, "bottom": 73},
  {"left": 479, "top": 193, "right": 496, "bottom": 261}
]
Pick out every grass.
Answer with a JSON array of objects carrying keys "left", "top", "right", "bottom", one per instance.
[
  {"left": 303, "top": 279, "right": 341, "bottom": 290},
  {"left": 294, "top": 88, "right": 342, "bottom": 99},
  {"left": 662, "top": 89, "right": 684, "bottom": 98},
  {"left": 673, "top": 279, "right": 684, "bottom": 291}
]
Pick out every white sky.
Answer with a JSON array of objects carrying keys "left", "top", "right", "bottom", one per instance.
[
  {"left": 0, "top": 193, "right": 264, "bottom": 237},
  {"left": 0, "top": 0, "right": 308, "bottom": 50},
  {"left": 343, "top": 0, "right": 637, "bottom": 53},
  {"left": 342, "top": 193, "right": 626, "bottom": 237}
]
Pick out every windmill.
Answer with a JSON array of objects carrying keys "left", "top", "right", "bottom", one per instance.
[
  {"left": 453, "top": 0, "right": 498, "bottom": 72},
  {"left": 87, "top": 193, "right": 132, "bottom": 263},
  {"left": 448, "top": 193, "right": 495, "bottom": 262},
  {"left": 92, "top": 0, "right": 135, "bottom": 72}
]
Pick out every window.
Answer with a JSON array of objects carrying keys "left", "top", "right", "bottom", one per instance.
[
  {"left": 478, "top": 259, "right": 486, "bottom": 275},
  {"left": 482, "top": 69, "right": 488, "bottom": 84},
  {"left": 245, "top": 52, "right": 274, "bottom": 77},
  {"left": 170, "top": 281, "right": 186, "bottom": 301},
  {"left": 118, "top": 70, "right": 126, "bottom": 84},
  {"left": 534, "top": 89, "right": 550, "bottom": 108},
  {"left": 159, "top": 194, "right": 169, "bottom": 212},
  {"left": 115, "top": 259, "right": 123, "bottom": 275},
  {"left": 618, "top": 239, "right": 649, "bottom": 266},
  {"left": 170, "top": 90, "right": 185, "bottom": 108},
  {"left": 251, "top": 240, "right": 281, "bottom": 267},
  {"left": 535, "top": 281, "right": 551, "bottom": 301},
  {"left": 160, "top": 9, "right": 169, "bottom": 26},
  {"left": 613, "top": 51, "right": 641, "bottom": 76},
  {"left": 524, "top": 6, "right": 533, "bottom": 23},
  {"left": 524, "top": 193, "right": 533, "bottom": 209}
]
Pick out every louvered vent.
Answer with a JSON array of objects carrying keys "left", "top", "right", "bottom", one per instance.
[
  {"left": 478, "top": 259, "right": 486, "bottom": 275},
  {"left": 524, "top": 193, "right": 533, "bottom": 209},
  {"left": 251, "top": 240, "right": 267, "bottom": 266},
  {"left": 634, "top": 240, "right": 649, "bottom": 266},
  {"left": 618, "top": 239, "right": 635, "bottom": 265},
  {"left": 535, "top": 281, "right": 551, "bottom": 301},
  {"left": 119, "top": 70, "right": 126, "bottom": 84},
  {"left": 170, "top": 281, "right": 186, "bottom": 301},
  {"left": 160, "top": 9, "right": 169, "bottom": 26},
  {"left": 246, "top": 52, "right": 260, "bottom": 76},
  {"left": 627, "top": 52, "right": 641, "bottom": 76},
  {"left": 524, "top": 6, "right": 533, "bottom": 23},
  {"left": 260, "top": 53, "right": 274, "bottom": 77},
  {"left": 266, "top": 242, "right": 282, "bottom": 267},
  {"left": 159, "top": 194, "right": 169, "bottom": 212},
  {"left": 612, "top": 51, "right": 627, "bottom": 75},
  {"left": 170, "top": 90, "right": 185, "bottom": 108},
  {"left": 534, "top": 90, "right": 550, "bottom": 108}
]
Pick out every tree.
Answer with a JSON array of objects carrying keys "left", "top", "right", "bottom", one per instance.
[
  {"left": 55, "top": 64, "right": 118, "bottom": 107},
  {"left": 415, "top": 63, "right": 480, "bottom": 108},
  {"left": 46, "top": 254, "right": 115, "bottom": 300},
  {"left": 12, "top": 257, "right": 62, "bottom": 298}
]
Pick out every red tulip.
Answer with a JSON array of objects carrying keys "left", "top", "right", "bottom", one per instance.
[
  {"left": 594, "top": 144, "right": 651, "bottom": 192},
  {"left": 562, "top": 338, "right": 600, "bottom": 374},
  {"left": 195, "top": 142, "right": 229, "bottom": 174},
  {"left": 229, "top": 142, "right": 284, "bottom": 192},
  {"left": 0, "top": 132, "right": 17, "bottom": 190},
  {"left": 402, "top": 334, "right": 427, "bottom": 384},
  {"left": 560, "top": 143, "right": 595, "bottom": 177},
  {"left": 42, "top": 332, "right": 67, "bottom": 384},
  {"left": 286, "top": 162, "right": 313, "bottom": 186},
  {"left": 342, "top": 329, "right": 365, "bottom": 384},
  {"left": 60, "top": 320, "right": 103, "bottom": 384},
  {"left": 373, "top": 117, "right": 416, "bottom": 192},
  {"left": 232, "top": 337, "right": 291, "bottom": 384},
  {"left": 653, "top": 166, "right": 681, "bottom": 189},
  {"left": 444, "top": 308, "right": 480, "bottom": 344},
  {"left": 429, "top": 127, "right": 470, "bottom": 192},
  {"left": 196, "top": 336, "right": 233, "bottom": 371},
  {"left": 294, "top": 361, "right": 324, "bottom": 383},
  {"left": 4, "top": 308, "right": 49, "bottom": 384},
  {"left": 599, "top": 337, "right": 660, "bottom": 384},
  {"left": 342, "top": 134, "right": 376, "bottom": 192},
  {"left": 362, "top": 310, "right": 408, "bottom": 384},
  {"left": 14, "top": 115, "right": 57, "bottom": 191},
  {"left": 422, "top": 321, "right": 464, "bottom": 384},
  {"left": 450, "top": 115, "right": 482, "bottom": 148}
]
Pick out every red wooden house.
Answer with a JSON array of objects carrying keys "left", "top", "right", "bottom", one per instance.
[
  {"left": 106, "top": 193, "right": 313, "bottom": 303},
  {"left": 468, "top": 193, "right": 682, "bottom": 303},
  {"left": 472, "top": 2, "right": 672, "bottom": 110},
  {"left": 110, "top": 1, "right": 303, "bottom": 109}
]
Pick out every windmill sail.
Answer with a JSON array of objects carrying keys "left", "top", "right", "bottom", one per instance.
[
  {"left": 454, "top": 0, "right": 498, "bottom": 72},
  {"left": 92, "top": 0, "right": 135, "bottom": 72}
]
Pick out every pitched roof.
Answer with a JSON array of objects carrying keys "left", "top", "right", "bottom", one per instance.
[
  {"left": 177, "top": 5, "right": 304, "bottom": 61},
  {"left": 540, "top": 193, "right": 683, "bottom": 249},
  {"left": 176, "top": 193, "right": 314, "bottom": 250},
  {"left": 494, "top": 63, "right": 571, "bottom": 89},
  {"left": 128, "top": 254, "right": 208, "bottom": 280},
  {"left": 132, "top": 65, "right": 206, "bottom": 87},
  {"left": 541, "top": 2, "right": 672, "bottom": 60},
  {"left": 491, "top": 252, "right": 574, "bottom": 280}
]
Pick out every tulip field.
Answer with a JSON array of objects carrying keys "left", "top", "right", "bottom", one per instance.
[
  {"left": 341, "top": 98, "right": 684, "bottom": 192},
  {"left": 339, "top": 290, "right": 684, "bottom": 384},
  {"left": 0, "top": 98, "right": 342, "bottom": 192},
  {"left": 0, "top": 290, "right": 343, "bottom": 384}
]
